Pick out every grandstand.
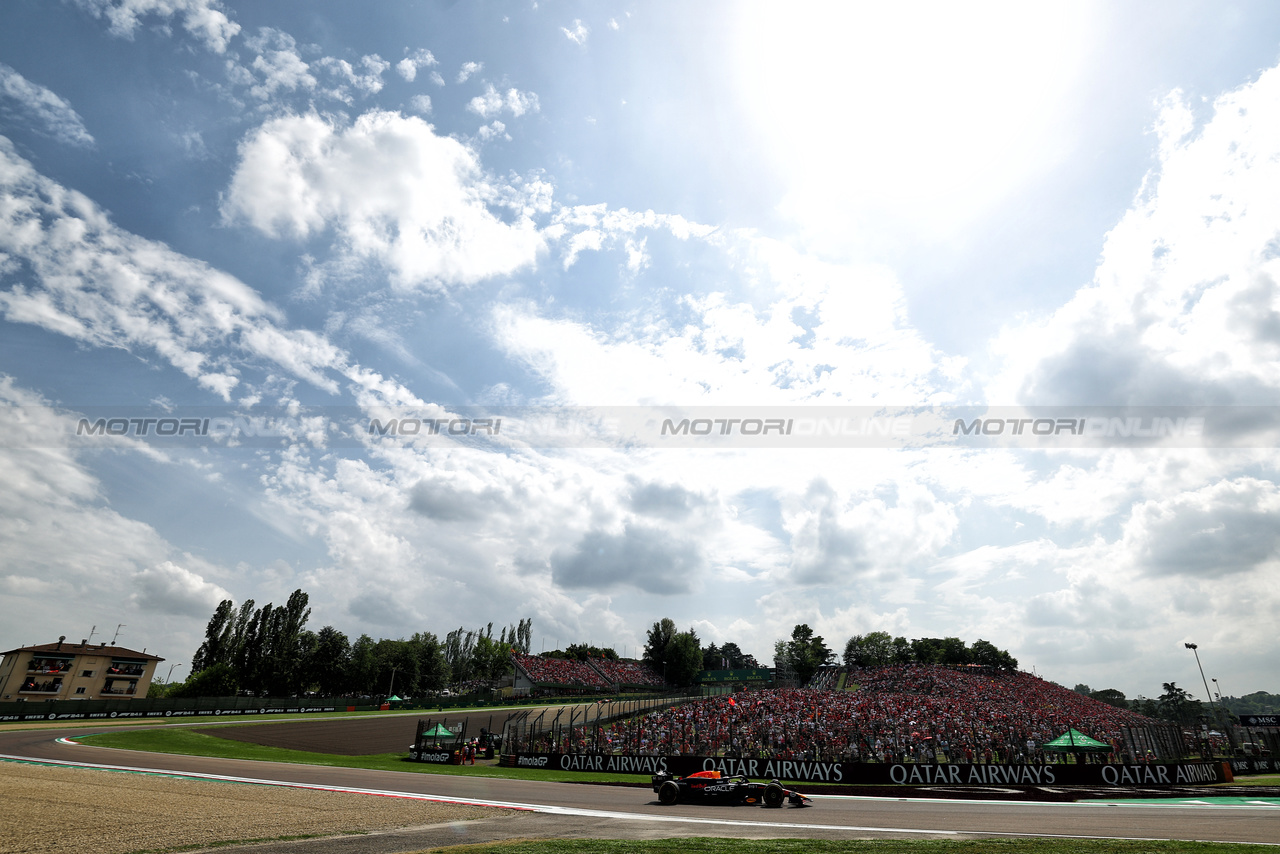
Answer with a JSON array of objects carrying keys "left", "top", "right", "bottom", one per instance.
[
  {"left": 521, "top": 663, "right": 1160, "bottom": 762},
  {"left": 588, "top": 657, "right": 666, "bottom": 690},
  {"left": 510, "top": 653, "right": 669, "bottom": 695}
]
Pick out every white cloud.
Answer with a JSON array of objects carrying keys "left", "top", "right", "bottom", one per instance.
[
  {"left": 408, "top": 94, "right": 432, "bottom": 115},
  {"left": 784, "top": 477, "right": 957, "bottom": 588},
  {"left": 396, "top": 49, "right": 438, "bottom": 83},
  {"left": 221, "top": 111, "right": 547, "bottom": 290},
  {"left": 467, "top": 85, "right": 540, "bottom": 119},
  {"left": 547, "top": 204, "right": 714, "bottom": 269},
  {"left": 131, "top": 560, "right": 233, "bottom": 616},
  {"left": 551, "top": 524, "right": 703, "bottom": 594},
  {"left": 0, "top": 136, "right": 351, "bottom": 398},
  {"left": 0, "top": 63, "right": 94, "bottom": 147},
  {"left": 990, "top": 62, "right": 1280, "bottom": 406},
  {"left": 496, "top": 228, "right": 957, "bottom": 406},
  {"left": 72, "top": 0, "right": 240, "bottom": 53},
  {"left": 1123, "top": 477, "right": 1280, "bottom": 578},
  {"left": 178, "top": 129, "right": 209, "bottom": 159},
  {"left": 259, "top": 442, "right": 637, "bottom": 643},
  {"left": 561, "top": 19, "right": 589, "bottom": 46},
  {"left": 456, "top": 61, "right": 483, "bottom": 83},
  {"left": 240, "top": 28, "right": 315, "bottom": 100},
  {"left": 0, "top": 379, "right": 231, "bottom": 650},
  {"left": 476, "top": 120, "right": 508, "bottom": 142},
  {"left": 624, "top": 236, "right": 649, "bottom": 272},
  {"left": 318, "top": 54, "right": 391, "bottom": 100}
]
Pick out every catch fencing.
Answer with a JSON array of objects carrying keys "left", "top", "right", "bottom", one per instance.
[{"left": 501, "top": 695, "right": 694, "bottom": 755}]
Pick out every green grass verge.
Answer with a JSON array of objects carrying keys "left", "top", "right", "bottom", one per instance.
[
  {"left": 1216, "top": 773, "right": 1280, "bottom": 786},
  {"left": 419, "top": 838, "right": 1262, "bottom": 853},
  {"left": 75, "top": 728, "right": 1280, "bottom": 791},
  {"left": 0, "top": 709, "right": 423, "bottom": 732},
  {"left": 79, "top": 728, "right": 656, "bottom": 784}
]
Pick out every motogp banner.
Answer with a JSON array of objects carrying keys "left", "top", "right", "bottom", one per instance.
[{"left": 510, "top": 753, "right": 1231, "bottom": 786}]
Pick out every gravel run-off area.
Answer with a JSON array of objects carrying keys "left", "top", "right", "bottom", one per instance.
[{"left": 0, "top": 760, "right": 511, "bottom": 854}]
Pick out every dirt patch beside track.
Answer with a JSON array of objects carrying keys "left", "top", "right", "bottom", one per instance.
[
  {"left": 0, "top": 760, "right": 510, "bottom": 854},
  {"left": 196, "top": 711, "right": 515, "bottom": 756}
]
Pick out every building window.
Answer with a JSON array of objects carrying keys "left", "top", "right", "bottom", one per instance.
[
  {"left": 81, "top": 670, "right": 95, "bottom": 677},
  {"left": 75, "top": 687, "right": 86, "bottom": 694}
]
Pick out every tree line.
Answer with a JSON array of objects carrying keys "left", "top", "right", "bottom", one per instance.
[
  {"left": 170, "top": 589, "right": 532, "bottom": 699},
  {"left": 770, "top": 626, "right": 1021, "bottom": 688},
  {"left": 842, "top": 631, "right": 1019, "bottom": 671},
  {"left": 168, "top": 593, "right": 1024, "bottom": 699},
  {"left": 639, "top": 618, "right": 762, "bottom": 687},
  {"left": 1073, "top": 682, "right": 1279, "bottom": 724}
]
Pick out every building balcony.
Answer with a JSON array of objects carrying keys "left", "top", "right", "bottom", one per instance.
[
  {"left": 19, "top": 682, "right": 63, "bottom": 694},
  {"left": 26, "top": 660, "right": 72, "bottom": 674},
  {"left": 101, "top": 687, "right": 137, "bottom": 695}
]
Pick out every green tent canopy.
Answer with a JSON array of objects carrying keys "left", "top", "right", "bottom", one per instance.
[
  {"left": 1042, "top": 728, "right": 1112, "bottom": 752},
  {"left": 421, "top": 724, "right": 454, "bottom": 738}
]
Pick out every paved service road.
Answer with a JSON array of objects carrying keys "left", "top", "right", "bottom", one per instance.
[{"left": 2, "top": 721, "right": 1278, "bottom": 848}]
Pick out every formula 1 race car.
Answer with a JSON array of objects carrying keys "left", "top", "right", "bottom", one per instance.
[{"left": 651, "top": 770, "right": 811, "bottom": 807}]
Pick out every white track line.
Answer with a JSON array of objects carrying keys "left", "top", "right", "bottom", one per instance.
[
  {"left": 5, "top": 746, "right": 1278, "bottom": 845},
  {"left": 814, "top": 792, "right": 1280, "bottom": 809}
]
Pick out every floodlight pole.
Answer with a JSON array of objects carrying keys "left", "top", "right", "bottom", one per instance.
[{"left": 1184, "top": 642, "right": 1235, "bottom": 753}]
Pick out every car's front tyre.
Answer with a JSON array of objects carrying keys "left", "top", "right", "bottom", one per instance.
[{"left": 763, "top": 782, "right": 785, "bottom": 807}]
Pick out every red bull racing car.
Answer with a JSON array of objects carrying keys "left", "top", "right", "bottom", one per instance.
[{"left": 651, "top": 770, "right": 811, "bottom": 807}]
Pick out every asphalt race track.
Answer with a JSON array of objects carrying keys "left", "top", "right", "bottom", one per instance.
[{"left": 2, "top": 715, "right": 1278, "bottom": 852}]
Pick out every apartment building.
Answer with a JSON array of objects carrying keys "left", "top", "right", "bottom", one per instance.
[{"left": 0, "top": 637, "right": 163, "bottom": 701}]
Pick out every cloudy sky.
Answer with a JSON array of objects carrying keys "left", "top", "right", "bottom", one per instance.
[{"left": 2, "top": 0, "right": 1279, "bottom": 699}]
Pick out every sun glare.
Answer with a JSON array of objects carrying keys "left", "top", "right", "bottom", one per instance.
[{"left": 730, "top": 1, "right": 1099, "bottom": 249}]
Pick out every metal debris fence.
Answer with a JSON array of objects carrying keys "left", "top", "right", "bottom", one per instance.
[{"left": 501, "top": 695, "right": 693, "bottom": 755}]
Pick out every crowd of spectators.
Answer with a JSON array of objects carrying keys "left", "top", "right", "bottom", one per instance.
[
  {"left": 512, "top": 653, "right": 612, "bottom": 690},
  {"left": 529, "top": 664, "right": 1153, "bottom": 763},
  {"left": 511, "top": 654, "right": 668, "bottom": 691},
  {"left": 590, "top": 658, "right": 666, "bottom": 688}
]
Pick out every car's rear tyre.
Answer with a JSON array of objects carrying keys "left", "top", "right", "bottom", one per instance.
[
  {"left": 658, "top": 780, "right": 680, "bottom": 805},
  {"left": 763, "top": 782, "right": 785, "bottom": 807}
]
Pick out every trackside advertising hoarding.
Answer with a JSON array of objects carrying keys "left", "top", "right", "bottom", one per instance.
[
  {"left": 0, "top": 704, "right": 340, "bottom": 722},
  {"left": 696, "top": 669, "right": 773, "bottom": 683},
  {"left": 1230, "top": 757, "right": 1279, "bottom": 775},
  {"left": 508, "top": 753, "right": 1231, "bottom": 786}
]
